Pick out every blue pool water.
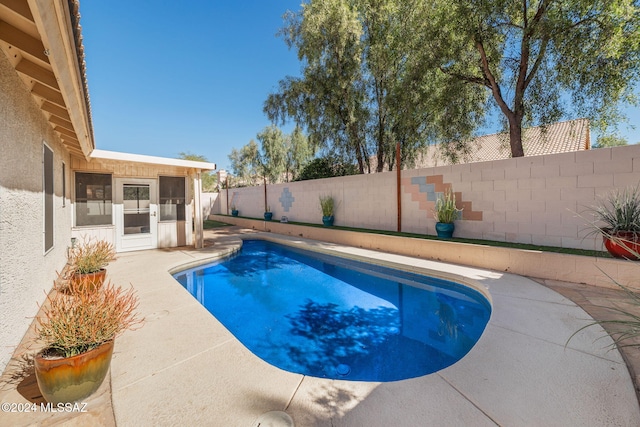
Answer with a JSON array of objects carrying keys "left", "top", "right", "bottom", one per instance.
[{"left": 173, "top": 240, "right": 491, "bottom": 382}]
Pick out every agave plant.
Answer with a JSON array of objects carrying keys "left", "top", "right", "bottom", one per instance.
[
  {"left": 591, "top": 185, "right": 640, "bottom": 234},
  {"left": 584, "top": 186, "right": 640, "bottom": 259}
]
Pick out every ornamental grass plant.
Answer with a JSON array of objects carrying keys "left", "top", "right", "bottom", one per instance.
[
  {"left": 433, "top": 189, "right": 459, "bottom": 224},
  {"left": 69, "top": 238, "right": 117, "bottom": 275},
  {"left": 37, "top": 279, "right": 142, "bottom": 358},
  {"left": 319, "top": 195, "right": 335, "bottom": 217},
  {"left": 567, "top": 267, "right": 640, "bottom": 351}
]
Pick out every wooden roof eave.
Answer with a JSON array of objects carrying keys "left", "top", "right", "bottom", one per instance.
[
  {"left": 29, "top": 0, "right": 93, "bottom": 158},
  {"left": 0, "top": 0, "right": 93, "bottom": 158}
]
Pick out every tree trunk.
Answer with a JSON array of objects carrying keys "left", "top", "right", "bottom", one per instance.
[
  {"left": 475, "top": 38, "right": 527, "bottom": 158},
  {"left": 376, "top": 146, "right": 385, "bottom": 173},
  {"left": 348, "top": 121, "right": 366, "bottom": 174},
  {"left": 508, "top": 114, "right": 525, "bottom": 158}
]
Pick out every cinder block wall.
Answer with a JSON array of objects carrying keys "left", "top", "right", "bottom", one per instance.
[{"left": 215, "top": 145, "right": 640, "bottom": 251}]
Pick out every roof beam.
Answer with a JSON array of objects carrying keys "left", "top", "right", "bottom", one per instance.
[
  {"left": 62, "top": 141, "right": 83, "bottom": 155},
  {"left": 41, "top": 100, "right": 71, "bottom": 121},
  {"left": 48, "top": 114, "right": 73, "bottom": 130},
  {"left": 0, "top": 20, "right": 48, "bottom": 63},
  {"left": 54, "top": 125, "right": 75, "bottom": 138},
  {"left": 0, "top": 0, "right": 34, "bottom": 21},
  {"left": 15, "top": 57, "right": 58, "bottom": 88},
  {"left": 31, "top": 81, "right": 65, "bottom": 106}
]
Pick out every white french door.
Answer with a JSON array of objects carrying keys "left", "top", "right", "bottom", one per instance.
[{"left": 115, "top": 178, "right": 158, "bottom": 252}]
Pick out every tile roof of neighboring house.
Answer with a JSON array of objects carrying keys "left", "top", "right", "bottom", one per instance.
[{"left": 419, "top": 118, "right": 590, "bottom": 167}]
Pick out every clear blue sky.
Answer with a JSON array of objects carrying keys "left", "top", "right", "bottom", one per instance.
[
  {"left": 81, "top": 1, "right": 303, "bottom": 171},
  {"left": 80, "top": 2, "right": 639, "bottom": 172}
]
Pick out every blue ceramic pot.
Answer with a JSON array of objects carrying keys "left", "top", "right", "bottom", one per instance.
[
  {"left": 322, "top": 215, "right": 334, "bottom": 227},
  {"left": 231, "top": 210, "right": 238, "bottom": 217},
  {"left": 264, "top": 212, "right": 273, "bottom": 221},
  {"left": 435, "top": 222, "right": 454, "bottom": 239}
]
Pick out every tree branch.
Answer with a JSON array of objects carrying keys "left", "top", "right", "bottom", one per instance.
[
  {"left": 438, "top": 66, "right": 489, "bottom": 87},
  {"left": 475, "top": 39, "right": 513, "bottom": 117},
  {"left": 524, "top": 36, "right": 549, "bottom": 89}
]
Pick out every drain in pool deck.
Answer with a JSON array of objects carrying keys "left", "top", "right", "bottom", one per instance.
[{"left": 253, "top": 411, "right": 294, "bottom": 427}]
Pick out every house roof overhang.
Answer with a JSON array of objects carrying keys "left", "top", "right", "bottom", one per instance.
[
  {"left": 90, "top": 149, "right": 217, "bottom": 172},
  {"left": 0, "top": 0, "right": 94, "bottom": 158}
]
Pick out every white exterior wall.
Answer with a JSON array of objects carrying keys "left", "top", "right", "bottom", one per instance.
[
  {"left": 215, "top": 145, "right": 640, "bottom": 251},
  {"left": 201, "top": 192, "right": 218, "bottom": 218},
  {"left": 0, "top": 52, "right": 72, "bottom": 373}
]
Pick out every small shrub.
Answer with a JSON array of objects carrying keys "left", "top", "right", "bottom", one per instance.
[
  {"left": 69, "top": 238, "right": 116, "bottom": 274},
  {"left": 37, "top": 280, "right": 142, "bottom": 358}
]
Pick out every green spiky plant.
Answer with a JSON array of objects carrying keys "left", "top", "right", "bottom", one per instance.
[
  {"left": 319, "top": 195, "right": 335, "bottom": 217},
  {"left": 590, "top": 185, "right": 640, "bottom": 234},
  {"left": 433, "top": 189, "right": 460, "bottom": 224}
]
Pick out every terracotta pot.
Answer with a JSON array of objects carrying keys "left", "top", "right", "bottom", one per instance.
[
  {"left": 34, "top": 340, "right": 114, "bottom": 404},
  {"left": 603, "top": 231, "right": 640, "bottom": 260},
  {"left": 70, "top": 269, "right": 106, "bottom": 294}
]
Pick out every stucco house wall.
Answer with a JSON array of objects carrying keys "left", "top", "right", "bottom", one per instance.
[{"left": 0, "top": 52, "right": 73, "bottom": 372}]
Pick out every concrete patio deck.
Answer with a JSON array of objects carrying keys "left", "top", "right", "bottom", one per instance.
[{"left": 1, "top": 226, "right": 639, "bottom": 426}]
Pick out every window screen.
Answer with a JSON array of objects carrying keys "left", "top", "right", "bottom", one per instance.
[
  {"left": 44, "top": 144, "right": 54, "bottom": 252},
  {"left": 62, "top": 162, "right": 66, "bottom": 207},
  {"left": 75, "top": 172, "right": 113, "bottom": 226},
  {"left": 159, "top": 176, "right": 186, "bottom": 221},
  {"left": 123, "top": 184, "right": 151, "bottom": 234}
]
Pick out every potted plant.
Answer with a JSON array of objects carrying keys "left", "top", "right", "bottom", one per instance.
[
  {"left": 264, "top": 206, "right": 273, "bottom": 221},
  {"left": 231, "top": 205, "right": 239, "bottom": 217},
  {"left": 67, "top": 238, "right": 116, "bottom": 293},
  {"left": 433, "top": 189, "right": 461, "bottom": 239},
  {"left": 590, "top": 186, "right": 640, "bottom": 260},
  {"left": 34, "top": 279, "right": 141, "bottom": 403},
  {"left": 319, "top": 195, "right": 335, "bottom": 227}
]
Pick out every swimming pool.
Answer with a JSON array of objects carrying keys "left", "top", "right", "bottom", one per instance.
[{"left": 173, "top": 240, "right": 491, "bottom": 382}]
